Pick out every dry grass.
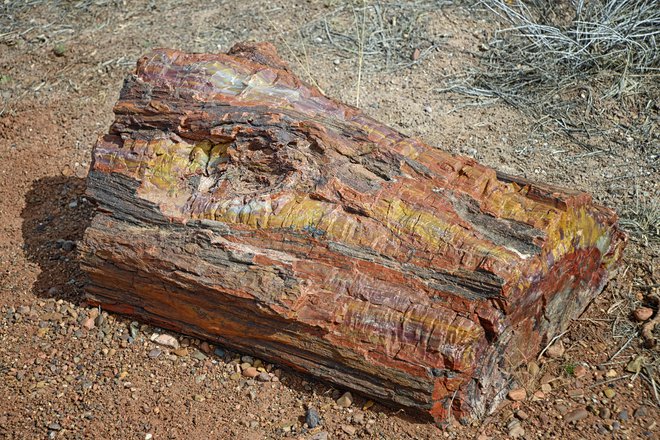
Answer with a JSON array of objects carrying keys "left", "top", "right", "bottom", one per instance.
[
  {"left": 300, "top": 0, "right": 452, "bottom": 73},
  {"left": 440, "top": 0, "right": 660, "bottom": 150},
  {"left": 620, "top": 191, "right": 660, "bottom": 245}
]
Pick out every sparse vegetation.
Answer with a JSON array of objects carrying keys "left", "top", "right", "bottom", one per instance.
[
  {"left": 563, "top": 362, "right": 576, "bottom": 376},
  {"left": 620, "top": 192, "right": 660, "bottom": 244},
  {"left": 441, "top": 0, "right": 660, "bottom": 150},
  {"left": 301, "top": 0, "right": 451, "bottom": 72}
]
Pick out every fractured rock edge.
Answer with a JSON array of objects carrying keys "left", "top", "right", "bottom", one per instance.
[{"left": 80, "top": 42, "right": 626, "bottom": 424}]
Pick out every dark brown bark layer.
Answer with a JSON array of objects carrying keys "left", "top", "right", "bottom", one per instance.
[{"left": 80, "top": 42, "right": 626, "bottom": 424}]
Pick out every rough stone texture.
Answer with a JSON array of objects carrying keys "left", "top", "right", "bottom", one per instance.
[{"left": 79, "top": 42, "right": 626, "bottom": 424}]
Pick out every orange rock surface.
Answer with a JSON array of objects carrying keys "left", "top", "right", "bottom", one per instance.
[{"left": 80, "top": 42, "right": 626, "bottom": 423}]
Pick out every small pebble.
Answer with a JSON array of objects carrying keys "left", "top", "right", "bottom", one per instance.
[
  {"left": 61, "top": 240, "right": 75, "bottom": 252},
  {"left": 153, "top": 334, "right": 179, "bottom": 349},
  {"left": 565, "top": 408, "right": 589, "bottom": 423},
  {"left": 515, "top": 410, "right": 529, "bottom": 420},
  {"left": 199, "top": 341, "right": 211, "bottom": 353},
  {"left": 82, "top": 317, "right": 95, "bottom": 330},
  {"left": 191, "top": 350, "right": 207, "bottom": 361},
  {"left": 305, "top": 407, "right": 321, "bottom": 428},
  {"left": 633, "top": 307, "right": 653, "bottom": 322},
  {"left": 634, "top": 406, "right": 648, "bottom": 418},
  {"left": 508, "top": 388, "right": 526, "bottom": 402},
  {"left": 148, "top": 348, "right": 161, "bottom": 359},
  {"left": 508, "top": 424, "right": 525, "bottom": 438},
  {"left": 527, "top": 361, "right": 540, "bottom": 377},
  {"left": 573, "top": 365, "right": 588, "bottom": 378},
  {"left": 256, "top": 372, "right": 270, "bottom": 382},
  {"left": 310, "top": 432, "right": 328, "bottom": 440},
  {"left": 242, "top": 367, "right": 259, "bottom": 378},
  {"left": 600, "top": 407, "right": 611, "bottom": 419},
  {"left": 545, "top": 341, "right": 565, "bottom": 358},
  {"left": 617, "top": 410, "right": 628, "bottom": 421},
  {"left": 603, "top": 388, "right": 616, "bottom": 399},
  {"left": 172, "top": 348, "right": 189, "bottom": 357},
  {"left": 341, "top": 424, "right": 356, "bottom": 435},
  {"left": 336, "top": 391, "right": 353, "bottom": 408}
]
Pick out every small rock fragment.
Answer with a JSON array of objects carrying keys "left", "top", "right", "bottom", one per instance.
[
  {"left": 508, "top": 423, "right": 525, "bottom": 438},
  {"left": 310, "top": 432, "right": 328, "bottom": 440},
  {"left": 599, "top": 407, "right": 611, "bottom": 419},
  {"left": 148, "top": 348, "right": 162, "bottom": 359},
  {"left": 305, "top": 407, "right": 321, "bottom": 428},
  {"left": 527, "top": 361, "right": 540, "bottom": 377},
  {"left": 634, "top": 307, "right": 653, "bottom": 322},
  {"left": 573, "top": 365, "right": 588, "bottom": 378},
  {"left": 568, "top": 388, "right": 584, "bottom": 398},
  {"left": 256, "top": 372, "right": 270, "bottom": 382},
  {"left": 634, "top": 406, "right": 648, "bottom": 418},
  {"left": 172, "top": 348, "right": 189, "bottom": 357},
  {"left": 545, "top": 341, "right": 565, "bottom": 358},
  {"left": 153, "top": 334, "right": 179, "bottom": 349},
  {"left": 626, "top": 356, "right": 645, "bottom": 374},
  {"left": 565, "top": 408, "right": 589, "bottom": 423},
  {"left": 508, "top": 388, "right": 526, "bottom": 402},
  {"left": 603, "top": 388, "right": 616, "bottom": 399},
  {"left": 532, "top": 390, "right": 545, "bottom": 401},
  {"left": 336, "top": 391, "right": 353, "bottom": 408},
  {"left": 242, "top": 367, "right": 259, "bottom": 378},
  {"left": 191, "top": 350, "right": 207, "bottom": 361},
  {"left": 341, "top": 424, "right": 357, "bottom": 435},
  {"left": 82, "top": 317, "right": 95, "bottom": 330},
  {"left": 199, "top": 341, "right": 211, "bottom": 353},
  {"left": 515, "top": 409, "right": 529, "bottom": 420}
]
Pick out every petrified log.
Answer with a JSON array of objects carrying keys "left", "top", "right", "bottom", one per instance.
[{"left": 80, "top": 42, "right": 626, "bottom": 424}]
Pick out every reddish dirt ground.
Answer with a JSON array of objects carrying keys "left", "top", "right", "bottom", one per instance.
[{"left": 1, "top": 1, "right": 657, "bottom": 439}]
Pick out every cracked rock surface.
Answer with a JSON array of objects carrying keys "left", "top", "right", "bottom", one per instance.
[{"left": 80, "top": 42, "right": 626, "bottom": 423}]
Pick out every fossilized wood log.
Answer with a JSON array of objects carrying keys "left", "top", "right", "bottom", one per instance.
[{"left": 80, "top": 42, "right": 626, "bottom": 424}]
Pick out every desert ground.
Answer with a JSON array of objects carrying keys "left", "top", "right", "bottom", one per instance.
[{"left": 0, "top": 1, "right": 658, "bottom": 439}]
